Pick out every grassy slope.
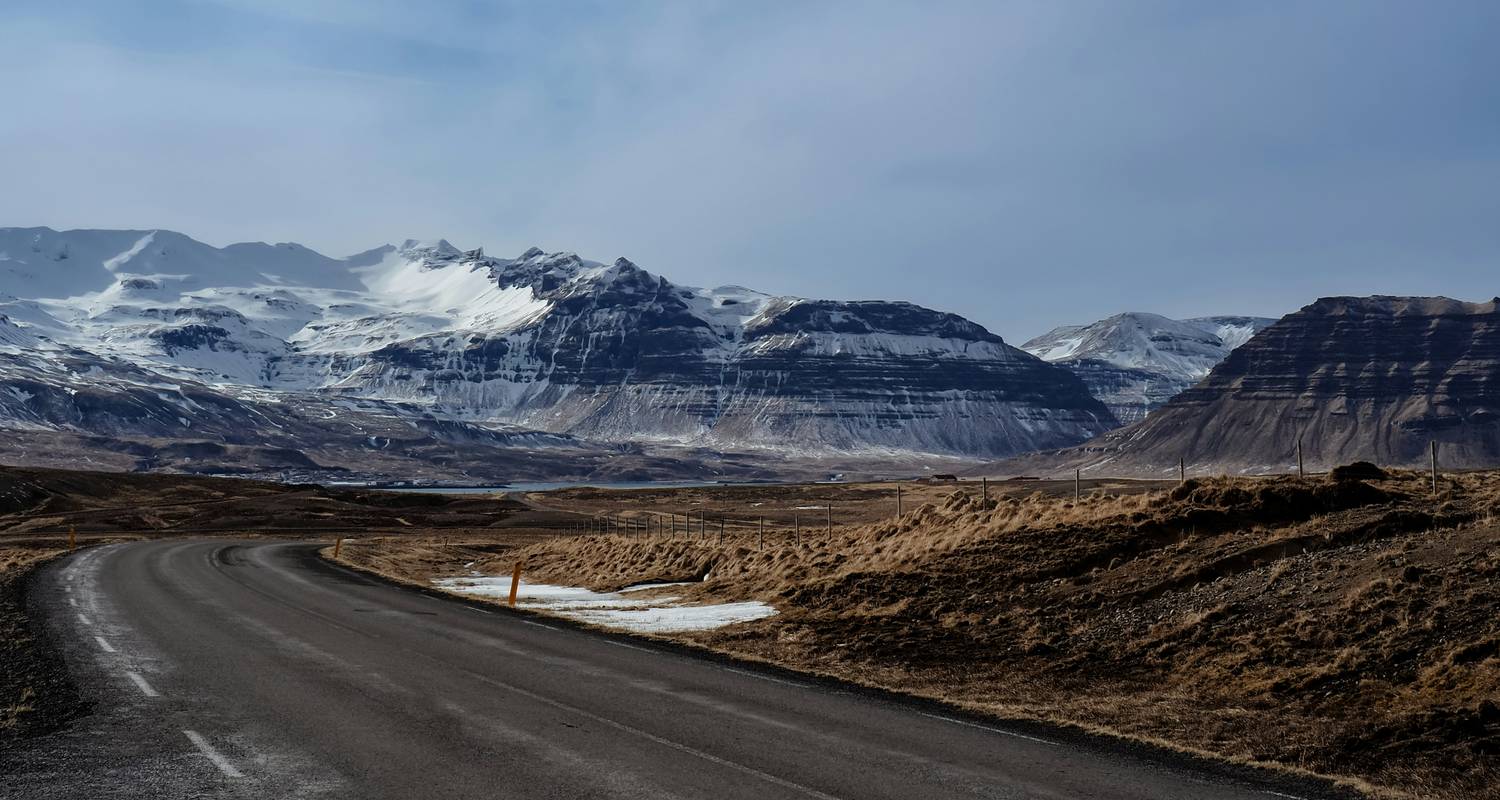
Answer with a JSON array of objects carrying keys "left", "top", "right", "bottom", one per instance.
[{"left": 496, "top": 471, "right": 1499, "bottom": 800}]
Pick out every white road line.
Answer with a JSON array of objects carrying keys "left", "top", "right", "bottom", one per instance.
[
  {"left": 465, "top": 606, "right": 492, "bottom": 615},
  {"left": 520, "top": 619, "right": 556, "bottom": 630},
  {"left": 722, "top": 666, "right": 809, "bottom": 689},
  {"left": 77, "top": 613, "right": 92, "bottom": 626},
  {"left": 125, "top": 671, "right": 160, "bottom": 697},
  {"left": 93, "top": 636, "right": 116, "bottom": 653},
  {"left": 183, "top": 730, "right": 244, "bottom": 778},
  {"left": 1264, "top": 793, "right": 1309, "bottom": 800},
  {"left": 915, "top": 711, "right": 1059, "bottom": 747},
  {"left": 69, "top": 597, "right": 78, "bottom": 607},
  {"left": 604, "top": 639, "right": 655, "bottom": 654},
  {"left": 466, "top": 671, "right": 844, "bottom": 800}
]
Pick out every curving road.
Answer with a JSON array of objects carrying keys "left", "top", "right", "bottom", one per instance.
[{"left": 1, "top": 540, "right": 1341, "bottom": 799}]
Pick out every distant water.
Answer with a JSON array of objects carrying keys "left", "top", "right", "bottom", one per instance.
[{"left": 384, "top": 479, "right": 761, "bottom": 495}]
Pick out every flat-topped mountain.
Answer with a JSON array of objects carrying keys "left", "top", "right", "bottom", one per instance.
[{"left": 1009, "top": 296, "right": 1500, "bottom": 475}]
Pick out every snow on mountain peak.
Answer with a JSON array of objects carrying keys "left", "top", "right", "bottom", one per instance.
[
  {"left": 1024, "top": 312, "right": 1228, "bottom": 374},
  {"left": 0, "top": 226, "right": 1126, "bottom": 461},
  {"left": 1021, "top": 311, "right": 1277, "bottom": 424},
  {"left": 1184, "top": 316, "right": 1274, "bottom": 351}
]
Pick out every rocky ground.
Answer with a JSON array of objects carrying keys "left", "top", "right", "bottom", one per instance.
[{"left": 0, "top": 540, "right": 101, "bottom": 743}]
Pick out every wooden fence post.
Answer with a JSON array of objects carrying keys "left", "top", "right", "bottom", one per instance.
[{"left": 1431, "top": 441, "right": 1438, "bottom": 493}]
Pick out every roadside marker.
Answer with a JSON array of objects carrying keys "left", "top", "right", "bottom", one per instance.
[
  {"left": 69, "top": 527, "right": 76, "bottom": 550},
  {"left": 508, "top": 561, "right": 523, "bottom": 608},
  {"left": 333, "top": 537, "right": 343, "bottom": 559}
]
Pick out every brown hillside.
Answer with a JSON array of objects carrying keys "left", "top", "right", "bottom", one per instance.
[{"left": 501, "top": 471, "right": 1500, "bottom": 799}]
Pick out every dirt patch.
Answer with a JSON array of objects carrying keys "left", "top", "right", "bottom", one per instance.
[
  {"left": 0, "top": 464, "right": 577, "bottom": 537},
  {"left": 329, "top": 533, "right": 558, "bottom": 586}
]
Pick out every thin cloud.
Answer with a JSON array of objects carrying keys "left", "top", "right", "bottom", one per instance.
[{"left": 2, "top": 1, "right": 1496, "bottom": 341}]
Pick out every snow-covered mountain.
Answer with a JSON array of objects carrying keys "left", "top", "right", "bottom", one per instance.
[
  {"left": 1021, "top": 312, "right": 1275, "bottom": 425},
  {"left": 0, "top": 227, "right": 1117, "bottom": 477}
]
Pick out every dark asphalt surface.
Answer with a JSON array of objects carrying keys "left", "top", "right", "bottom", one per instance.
[{"left": 1, "top": 540, "right": 1343, "bottom": 799}]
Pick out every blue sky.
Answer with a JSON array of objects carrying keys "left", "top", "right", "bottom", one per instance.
[{"left": 3, "top": 1, "right": 1497, "bottom": 341}]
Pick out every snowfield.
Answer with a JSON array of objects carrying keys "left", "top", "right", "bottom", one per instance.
[{"left": 432, "top": 576, "right": 778, "bottom": 633}]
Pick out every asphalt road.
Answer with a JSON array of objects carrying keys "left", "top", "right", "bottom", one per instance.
[{"left": 2, "top": 540, "right": 1342, "bottom": 799}]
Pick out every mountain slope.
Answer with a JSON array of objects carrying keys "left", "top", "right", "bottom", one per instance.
[
  {"left": 1008, "top": 296, "right": 1500, "bottom": 475},
  {"left": 0, "top": 227, "right": 1117, "bottom": 476},
  {"left": 1022, "top": 312, "right": 1275, "bottom": 424}
]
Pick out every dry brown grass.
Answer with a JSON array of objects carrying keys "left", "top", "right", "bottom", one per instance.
[{"left": 473, "top": 469, "right": 1499, "bottom": 799}]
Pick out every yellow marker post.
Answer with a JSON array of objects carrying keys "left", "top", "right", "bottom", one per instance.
[
  {"left": 333, "top": 537, "right": 343, "bottom": 559},
  {"left": 68, "top": 527, "right": 76, "bottom": 551},
  {"left": 508, "top": 561, "right": 523, "bottom": 608}
]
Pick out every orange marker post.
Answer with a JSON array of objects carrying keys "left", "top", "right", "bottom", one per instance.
[
  {"left": 68, "top": 527, "right": 76, "bottom": 551},
  {"left": 333, "top": 537, "right": 343, "bottom": 559},
  {"left": 508, "top": 561, "right": 523, "bottom": 608}
]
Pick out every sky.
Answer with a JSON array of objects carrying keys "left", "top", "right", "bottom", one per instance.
[{"left": 3, "top": 1, "right": 1497, "bottom": 342}]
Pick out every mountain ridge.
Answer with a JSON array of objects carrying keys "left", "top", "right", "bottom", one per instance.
[{"left": 0, "top": 226, "right": 1119, "bottom": 478}]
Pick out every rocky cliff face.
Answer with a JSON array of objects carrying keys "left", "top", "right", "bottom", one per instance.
[
  {"left": 0, "top": 227, "right": 1117, "bottom": 476},
  {"left": 1019, "top": 296, "right": 1500, "bottom": 475},
  {"left": 1021, "top": 312, "right": 1274, "bottom": 424},
  {"left": 297, "top": 245, "right": 1117, "bottom": 456}
]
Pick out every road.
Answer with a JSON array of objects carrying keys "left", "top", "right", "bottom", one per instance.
[{"left": 2, "top": 540, "right": 1341, "bottom": 799}]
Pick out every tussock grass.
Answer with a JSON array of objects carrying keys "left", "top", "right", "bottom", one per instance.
[{"left": 499, "top": 468, "right": 1500, "bottom": 799}]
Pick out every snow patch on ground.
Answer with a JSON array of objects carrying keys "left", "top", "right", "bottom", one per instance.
[{"left": 432, "top": 577, "right": 777, "bottom": 632}]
